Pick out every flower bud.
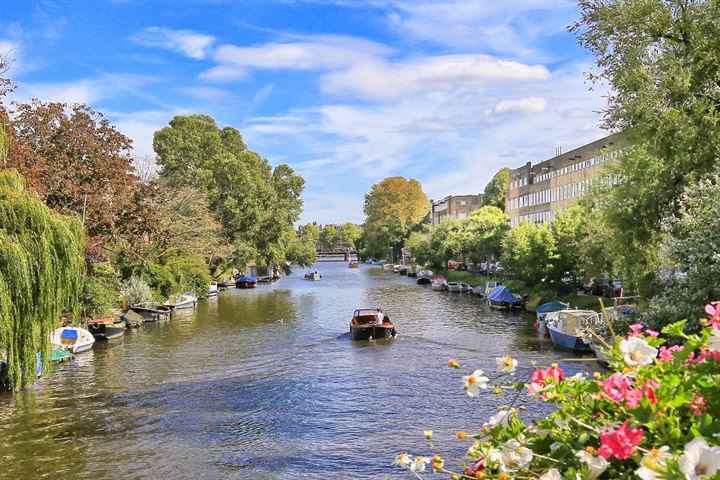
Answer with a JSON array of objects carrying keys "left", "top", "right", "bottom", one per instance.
[
  {"left": 423, "top": 430, "right": 433, "bottom": 440},
  {"left": 456, "top": 431, "right": 467, "bottom": 440},
  {"left": 448, "top": 359, "right": 460, "bottom": 368}
]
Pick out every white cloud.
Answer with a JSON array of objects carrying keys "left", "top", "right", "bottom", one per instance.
[
  {"left": 493, "top": 96, "right": 547, "bottom": 115},
  {"left": 132, "top": 27, "right": 215, "bottom": 59}
]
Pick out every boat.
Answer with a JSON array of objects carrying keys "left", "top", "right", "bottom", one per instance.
[
  {"left": 392, "top": 265, "right": 400, "bottom": 273},
  {"left": 125, "top": 304, "right": 172, "bottom": 322},
  {"left": 416, "top": 269, "right": 434, "bottom": 285},
  {"left": 589, "top": 336, "right": 613, "bottom": 366},
  {"left": 165, "top": 292, "right": 197, "bottom": 309},
  {"left": 407, "top": 266, "right": 418, "bottom": 277},
  {"left": 431, "top": 275, "right": 446, "bottom": 291},
  {"left": 86, "top": 317, "right": 126, "bottom": 340},
  {"left": 208, "top": 281, "right": 219, "bottom": 297},
  {"left": 472, "top": 285, "right": 485, "bottom": 296},
  {"left": 121, "top": 309, "right": 143, "bottom": 328},
  {"left": 349, "top": 261, "right": 359, "bottom": 268},
  {"left": 349, "top": 308, "right": 397, "bottom": 340},
  {"left": 534, "top": 301, "right": 570, "bottom": 336},
  {"left": 484, "top": 281, "right": 498, "bottom": 296},
  {"left": 445, "top": 281, "right": 462, "bottom": 293},
  {"left": 222, "top": 278, "right": 236, "bottom": 288},
  {"left": 398, "top": 266, "right": 408, "bottom": 276},
  {"left": 604, "top": 296, "right": 640, "bottom": 321},
  {"left": 545, "top": 309, "right": 600, "bottom": 351},
  {"left": 49, "top": 327, "right": 95, "bottom": 354},
  {"left": 303, "top": 271, "right": 321, "bottom": 281},
  {"left": 486, "top": 285, "right": 524, "bottom": 309},
  {"left": 50, "top": 348, "right": 73, "bottom": 364},
  {"left": 236, "top": 276, "right": 258, "bottom": 288},
  {"left": 459, "top": 283, "right": 473, "bottom": 293},
  {"left": 382, "top": 263, "right": 395, "bottom": 271}
]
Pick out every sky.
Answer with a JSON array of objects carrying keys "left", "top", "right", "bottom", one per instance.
[{"left": 1, "top": 0, "right": 608, "bottom": 224}]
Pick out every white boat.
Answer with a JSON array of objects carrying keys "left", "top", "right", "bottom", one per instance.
[
  {"left": 208, "top": 282, "right": 219, "bottom": 297},
  {"left": 484, "top": 281, "right": 498, "bottom": 296},
  {"left": 431, "top": 275, "right": 445, "bottom": 291},
  {"left": 459, "top": 283, "right": 473, "bottom": 293},
  {"left": 382, "top": 263, "right": 394, "bottom": 271},
  {"left": 165, "top": 292, "right": 197, "bottom": 310},
  {"left": 472, "top": 285, "right": 485, "bottom": 296},
  {"left": 304, "top": 271, "right": 322, "bottom": 281},
  {"left": 392, "top": 265, "right": 400, "bottom": 273},
  {"left": 535, "top": 301, "right": 570, "bottom": 336},
  {"left": 546, "top": 310, "right": 600, "bottom": 351},
  {"left": 445, "top": 281, "right": 462, "bottom": 293},
  {"left": 49, "top": 327, "right": 95, "bottom": 354}
]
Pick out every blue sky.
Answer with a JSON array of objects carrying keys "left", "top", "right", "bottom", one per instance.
[{"left": 2, "top": 0, "right": 608, "bottom": 224}]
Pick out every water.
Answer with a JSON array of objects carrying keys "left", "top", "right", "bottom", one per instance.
[{"left": 0, "top": 263, "right": 596, "bottom": 479}]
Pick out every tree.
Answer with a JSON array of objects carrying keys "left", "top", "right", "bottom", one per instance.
[
  {"left": 363, "top": 176, "right": 430, "bottom": 260},
  {"left": 423, "top": 220, "right": 463, "bottom": 271},
  {"left": 501, "top": 222, "right": 557, "bottom": 285},
  {"left": 337, "top": 222, "right": 361, "bottom": 251},
  {"left": 405, "top": 231, "right": 432, "bottom": 267},
  {"left": 455, "top": 206, "right": 509, "bottom": 266},
  {"left": 299, "top": 223, "right": 321, "bottom": 244},
  {"left": 482, "top": 168, "right": 510, "bottom": 211},
  {"left": 286, "top": 229, "right": 318, "bottom": 267},
  {"left": 319, "top": 225, "right": 338, "bottom": 251},
  {"left": 572, "top": 0, "right": 720, "bottom": 295}
]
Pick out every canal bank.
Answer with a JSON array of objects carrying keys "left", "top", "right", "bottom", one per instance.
[{"left": 0, "top": 262, "right": 594, "bottom": 479}]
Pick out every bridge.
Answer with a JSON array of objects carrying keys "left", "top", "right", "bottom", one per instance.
[{"left": 316, "top": 248, "right": 358, "bottom": 262}]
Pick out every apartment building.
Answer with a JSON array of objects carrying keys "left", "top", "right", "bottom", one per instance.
[
  {"left": 431, "top": 194, "right": 484, "bottom": 225},
  {"left": 505, "top": 134, "right": 623, "bottom": 226}
]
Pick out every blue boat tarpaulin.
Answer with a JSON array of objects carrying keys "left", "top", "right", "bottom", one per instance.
[
  {"left": 487, "top": 285, "right": 518, "bottom": 303},
  {"left": 60, "top": 329, "right": 78, "bottom": 339},
  {"left": 536, "top": 301, "right": 569, "bottom": 314},
  {"left": 238, "top": 276, "right": 257, "bottom": 282}
]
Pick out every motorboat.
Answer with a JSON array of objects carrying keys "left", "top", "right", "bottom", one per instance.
[
  {"left": 86, "top": 317, "right": 126, "bottom": 340},
  {"left": 392, "top": 265, "right": 400, "bottom": 273},
  {"left": 49, "top": 327, "right": 95, "bottom": 354},
  {"left": 349, "top": 308, "right": 397, "bottom": 340},
  {"left": 534, "top": 301, "right": 570, "bottom": 336},
  {"left": 304, "top": 271, "right": 322, "bottom": 281},
  {"left": 398, "top": 266, "right": 409, "bottom": 275},
  {"left": 349, "top": 261, "right": 359, "bottom": 268},
  {"left": 382, "top": 263, "right": 394, "bottom": 271},
  {"left": 486, "top": 285, "right": 524, "bottom": 309},
  {"left": 445, "top": 281, "right": 462, "bottom": 293},
  {"left": 484, "top": 281, "right": 498, "bottom": 296},
  {"left": 459, "top": 283, "right": 473, "bottom": 293},
  {"left": 472, "top": 285, "right": 486, "bottom": 296},
  {"left": 546, "top": 309, "right": 600, "bottom": 351},
  {"left": 165, "top": 292, "right": 197, "bottom": 309},
  {"left": 416, "top": 269, "right": 434, "bottom": 285},
  {"left": 125, "top": 304, "right": 172, "bottom": 322},
  {"left": 431, "top": 275, "right": 445, "bottom": 291},
  {"left": 236, "top": 276, "right": 258, "bottom": 288},
  {"left": 208, "top": 281, "right": 219, "bottom": 297},
  {"left": 407, "top": 266, "right": 418, "bottom": 277}
]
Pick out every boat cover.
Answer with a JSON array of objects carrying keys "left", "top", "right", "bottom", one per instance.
[
  {"left": 537, "top": 301, "right": 569, "bottom": 314},
  {"left": 238, "top": 276, "right": 257, "bottom": 282},
  {"left": 60, "top": 329, "right": 78, "bottom": 339},
  {"left": 487, "top": 285, "right": 518, "bottom": 303}
]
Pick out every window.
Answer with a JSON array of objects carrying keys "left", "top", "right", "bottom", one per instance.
[{"left": 460, "top": 200, "right": 466, "bottom": 206}]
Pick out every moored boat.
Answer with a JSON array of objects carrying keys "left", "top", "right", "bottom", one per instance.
[
  {"left": 431, "top": 275, "right": 446, "bottom": 291},
  {"left": 165, "top": 292, "right": 197, "bottom": 309},
  {"left": 459, "top": 282, "right": 473, "bottom": 293},
  {"left": 484, "top": 281, "right": 498, "bottom": 297},
  {"left": 486, "top": 285, "right": 524, "bottom": 309},
  {"left": 416, "top": 269, "right": 434, "bottom": 284},
  {"left": 349, "top": 261, "right": 359, "bottom": 268},
  {"left": 86, "top": 317, "right": 126, "bottom": 340},
  {"left": 126, "top": 304, "right": 172, "bottom": 322},
  {"left": 208, "top": 281, "right": 219, "bottom": 297},
  {"left": 303, "top": 271, "right": 321, "bottom": 281},
  {"left": 445, "top": 281, "right": 462, "bottom": 293},
  {"left": 398, "top": 266, "right": 408, "bottom": 275},
  {"left": 49, "top": 327, "right": 95, "bottom": 354},
  {"left": 349, "top": 308, "right": 397, "bottom": 340},
  {"left": 546, "top": 309, "right": 600, "bottom": 351},
  {"left": 534, "top": 301, "right": 570, "bottom": 336},
  {"left": 392, "top": 265, "right": 400, "bottom": 273},
  {"left": 407, "top": 266, "right": 418, "bottom": 277},
  {"left": 382, "top": 263, "right": 394, "bottom": 271},
  {"left": 236, "top": 276, "right": 258, "bottom": 288}
]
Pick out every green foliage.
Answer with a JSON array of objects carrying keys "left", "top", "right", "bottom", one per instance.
[
  {"left": 163, "top": 254, "right": 212, "bottom": 298},
  {"left": 0, "top": 169, "right": 85, "bottom": 390},
  {"left": 123, "top": 274, "right": 153, "bottom": 306},
  {"left": 482, "top": 168, "right": 510, "bottom": 211},
  {"left": 319, "top": 224, "right": 338, "bottom": 250},
  {"left": 453, "top": 206, "right": 509, "bottom": 264},
  {"left": 337, "top": 222, "right": 361, "bottom": 251},
  {"left": 501, "top": 222, "right": 558, "bottom": 286},
  {"left": 80, "top": 262, "right": 121, "bottom": 319},
  {"left": 405, "top": 231, "right": 432, "bottom": 267},
  {"left": 286, "top": 229, "right": 318, "bottom": 267}
]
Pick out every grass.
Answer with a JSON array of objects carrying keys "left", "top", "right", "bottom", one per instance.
[{"left": 444, "top": 270, "right": 606, "bottom": 312}]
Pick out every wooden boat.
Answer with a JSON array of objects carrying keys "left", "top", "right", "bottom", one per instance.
[
  {"left": 126, "top": 304, "right": 172, "bottom": 322},
  {"left": 486, "top": 285, "right": 524, "bottom": 309},
  {"left": 349, "top": 308, "right": 397, "bottom": 340},
  {"left": 589, "top": 336, "right": 612, "bottom": 367},
  {"left": 50, "top": 348, "right": 73, "bottom": 364},
  {"left": 86, "top": 317, "right": 126, "bottom": 340},
  {"left": 446, "top": 281, "right": 462, "bottom": 293},
  {"left": 208, "top": 281, "right": 219, "bottom": 297},
  {"left": 165, "top": 292, "right": 197, "bottom": 309},
  {"left": 546, "top": 310, "right": 600, "bottom": 351},
  {"left": 303, "top": 272, "right": 321, "bottom": 281},
  {"left": 348, "top": 261, "right": 359, "bottom": 268},
  {"left": 49, "top": 327, "right": 95, "bottom": 354},
  {"left": 534, "top": 301, "right": 570, "bottom": 336},
  {"left": 431, "top": 275, "right": 445, "bottom": 291}
]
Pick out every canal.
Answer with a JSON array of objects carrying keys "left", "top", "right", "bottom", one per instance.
[{"left": 0, "top": 263, "right": 594, "bottom": 479}]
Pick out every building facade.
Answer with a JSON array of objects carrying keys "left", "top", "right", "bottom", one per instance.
[
  {"left": 431, "top": 194, "right": 484, "bottom": 225},
  {"left": 505, "top": 134, "right": 623, "bottom": 226}
]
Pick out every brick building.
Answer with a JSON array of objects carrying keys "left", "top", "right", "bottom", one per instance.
[{"left": 431, "top": 194, "right": 484, "bottom": 225}]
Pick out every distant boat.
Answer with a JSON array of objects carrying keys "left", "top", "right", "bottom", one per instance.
[
  {"left": 304, "top": 271, "right": 322, "bottom": 281},
  {"left": 392, "top": 265, "right": 400, "bottom": 273},
  {"left": 165, "top": 292, "right": 197, "bottom": 309},
  {"left": 349, "top": 308, "right": 397, "bottom": 340},
  {"left": 431, "top": 275, "right": 445, "bottom": 291},
  {"left": 49, "top": 327, "right": 95, "bottom": 354},
  {"left": 459, "top": 282, "right": 473, "bottom": 293},
  {"left": 236, "top": 276, "right": 258, "bottom": 288},
  {"left": 445, "top": 281, "right": 462, "bottom": 293},
  {"left": 398, "top": 266, "right": 409, "bottom": 275},
  {"left": 472, "top": 285, "right": 486, "bottom": 296},
  {"left": 124, "top": 304, "right": 172, "bottom": 323},
  {"left": 348, "top": 261, "right": 359, "bottom": 268},
  {"left": 546, "top": 310, "right": 599, "bottom": 351},
  {"left": 535, "top": 301, "right": 570, "bottom": 336},
  {"left": 208, "top": 281, "right": 219, "bottom": 297},
  {"left": 486, "top": 285, "right": 524, "bottom": 309},
  {"left": 417, "top": 269, "right": 434, "bottom": 285},
  {"left": 86, "top": 317, "right": 126, "bottom": 340},
  {"left": 407, "top": 266, "right": 418, "bottom": 277},
  {"left": 382, "top": 263, "right": 394, "bottom": 271}
]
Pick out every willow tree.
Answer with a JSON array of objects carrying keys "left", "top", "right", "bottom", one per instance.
[{"left": 0, "top": 130, "right": 85, "bottom": 390}]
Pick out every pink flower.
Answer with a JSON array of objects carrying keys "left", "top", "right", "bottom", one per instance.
[
  {"left": 545, "top": 365, "right": 565, "bottom": 382},
  {"left": 658, "top": 345, "right": 682, "bottom": 362},
  {"left": 629, "top": 323, "right": 644, "bottom": 337},
  {"left": 645, "top": 329, "right": 660, "bottom": 337},
  {"left": 601, "top": 373, "right": 633, "bottom": 404},
  {"left": 598, "top": 420, "right": 644, "bottom": 460},
  {"left": 689, "top": 395, "right": 707, "bottom": 416},
  {"left": 526, "top": 365, "right": 565, "bottom": 398},
  {"left": 705, "top": 302, "right": 720, "bottom": 328}
]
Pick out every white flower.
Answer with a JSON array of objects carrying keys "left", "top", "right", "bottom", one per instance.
[
  {"left": 462, "top": 369, "right": 489, "bottom": 396},
  {"left": 409, "top": 456, "right": 431, "bottom": 473},
  {"left": 501, "top": 439, "right": 533, "bottom": 470},
  {"left": 540, "top": 468, "right": 562, "bottom": 480},
  {"left": 636, "top": 446, "right": 672, "bottom": 480},
  {"left": 576, "top": 450, "right": 609, "bottom": 480},
  {"left": 392, "top": 453, "right": 413, "bottom": 469},
  {"left": 620, "top": 336, "right": 658, "bottom": 367},
  {"left": 485, "top": 408, "right": 516, "bottom": 429},
  {"left": 496, "top": 355, "right": 518, "bottom": 374},
  {"left": 709, "top": 330, "right": 720, "bottom": 353},
  {"left": 566, "top": 372, "right": 587, "bottom": 384},
  {"left": 679, "top": 438, "right": 720, "bottom": 479}
]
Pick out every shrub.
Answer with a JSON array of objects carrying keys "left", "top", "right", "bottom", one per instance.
[{"left": 123, "top": 274, "right": 153, "bottom": 306}]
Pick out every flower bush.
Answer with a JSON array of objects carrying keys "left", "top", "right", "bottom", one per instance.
[{"left": 394, "top": 305, "right": 720, "bottom": 479}]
